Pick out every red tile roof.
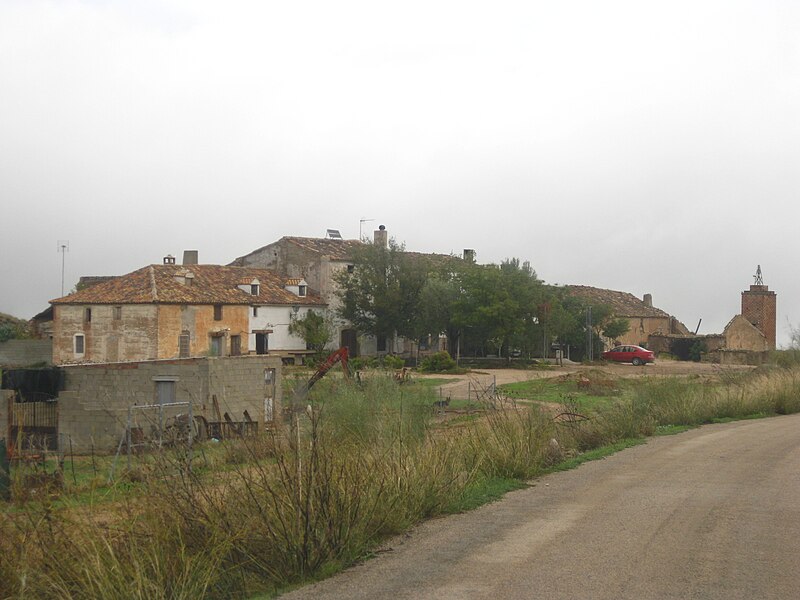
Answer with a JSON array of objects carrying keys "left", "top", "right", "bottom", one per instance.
[
  {"left": 51, "top": 265, "right": 326, "bottom": 306},
  {"left": 283, "top": 237, "right": 363, "bottom": 260}
]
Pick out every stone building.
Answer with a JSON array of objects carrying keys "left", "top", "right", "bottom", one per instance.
[
  {"left": 49, "top": 259, "right": 325, "bottom": 365},
  {"left": 566, "top": 286, "right": 689, "bottom": 348}
]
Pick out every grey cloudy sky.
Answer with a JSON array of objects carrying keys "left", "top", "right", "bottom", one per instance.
[{"left": 1, "top": 0, "right": 798, "bottom": 345}]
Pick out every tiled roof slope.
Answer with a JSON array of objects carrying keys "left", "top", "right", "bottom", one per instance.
[
  {"left": 51, "top": 265, "right": 326, "bottom": 306},
  {"left": 284, "top": 237, "right": 363, "bottom": 260},
  {"left": 566, "top": 286, "right": 670, "bottom": 318},
  {"left": 230, "top": 237, "right": 363, "bottom": 265}
]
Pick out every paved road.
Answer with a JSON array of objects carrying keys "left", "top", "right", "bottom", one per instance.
[{"left": 283, "top": 414, "right": 800, "bottom": 599}]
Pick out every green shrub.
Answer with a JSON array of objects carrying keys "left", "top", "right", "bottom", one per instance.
[
  {"left": 381, "top": 354, "right": 405, "bottom": 369},
  {"left": 419, "top": 351, "right": 457, "bottom": 373}
]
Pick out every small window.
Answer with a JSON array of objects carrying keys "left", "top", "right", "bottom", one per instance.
[
  {"left": 347, "top": 264, "right": 354, "bottom": 273},
  {"left": 84, "top": 308, "right": 92, "bottom": 323},
  {"left": 74, "top": 334, "right": 85, "bottom": 355},
  {"left": 377, "top": 335, "right": 387, "bottom": 352},
  {"left": 213, "top": 305, "right": 223, "bottom": 321},
  {"left": 298, "top": 285, "right": 307, "bottom": 297},
  {"left": 113, "top": 306, "right": 122, "bottom": 320},
  {"left": 251, "top": 284, "right": 259, "bottom": 296},
  {"left": 179, "top": 332, "right": 190, "bottom": 358},
  {"left": 231, "top": 335, "right": 241, "bottom": 356},
  {"left": 253, "top": 306, "right": 259, "bottom": 317},
  {"left": 210, "top": 336, "right": 223, "bottom": 356}
]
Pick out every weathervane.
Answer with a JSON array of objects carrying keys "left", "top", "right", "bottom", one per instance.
[{"left": 753, "top": 265, "right": 764, "bottom": 286}]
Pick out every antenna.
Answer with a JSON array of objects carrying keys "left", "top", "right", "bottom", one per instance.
[
  {"left": 753, "top": 265, "right": 764, "bottom": 286},
  {"left": 359, "top": 218, "right": 374, "bottom": 240},
  {"left": 57, "top": 240, "right": 70, "bottom": 296}
]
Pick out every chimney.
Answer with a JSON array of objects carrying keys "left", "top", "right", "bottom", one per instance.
[
  {"left": 374, "top": 225, "right": 388, "bottom": 248},
  {"left": 163, "top": 255, "right": 176, "bottom": 265},
  {"left": 463, "top": 249, "right": 476, "bottom": 263},
  {"left": 182, "top": 250, "right": 198, "bottom": 265},
  {"left": 643, "top": 293, "right": 653, "bottom": 307}
]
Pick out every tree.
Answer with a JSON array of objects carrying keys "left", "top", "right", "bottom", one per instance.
[
  {"left": 602, "top": 318, "right": 631, "bottom": 342},
  {"left": 288, "top": 310, "right": 334, "bottom": 355},
  {"left": 334, "top": 238, "right": 431, "bottom": 349}
]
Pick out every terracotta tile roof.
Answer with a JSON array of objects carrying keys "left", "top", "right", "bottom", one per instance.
[
  {"left": 565, "top": 285, "right": 670, "bottom": 318},
  {"left": 283, "top": 237, "right": 363, "bottom": 260},
  {"left": 50, "top": 265, "right": 326, "bottom": 306},
  {"left": 285, "top": 278, "right": 304, "bottom": 285}
]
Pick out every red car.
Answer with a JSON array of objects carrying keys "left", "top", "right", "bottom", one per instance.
[{"left": 601, "top": 345, "right": 654, "bottom": 366}]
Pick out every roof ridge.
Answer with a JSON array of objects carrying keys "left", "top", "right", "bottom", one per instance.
[{"left": 149, "top": 266, "right": 158, "bottom": 302}]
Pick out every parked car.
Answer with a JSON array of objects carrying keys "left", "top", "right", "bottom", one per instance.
[{"left": 601, "top": 345, "right": 654, "bottom": 366}]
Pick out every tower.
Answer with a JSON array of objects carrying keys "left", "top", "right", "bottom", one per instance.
[{"left": 741, "top": 265, "right": 777, "bottom": 349}]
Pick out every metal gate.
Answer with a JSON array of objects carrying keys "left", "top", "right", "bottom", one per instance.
[{"left": 7, "top": 396, "right": 59, "bottom": 452}]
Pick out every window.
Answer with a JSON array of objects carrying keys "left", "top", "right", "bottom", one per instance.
[
  {"left": 231, "top": 335, "right": 241, "bottom": 356},
  {"left": 74, "top": 334, "right": 85, "bottom": 355},
  {"left": 253, "top": 306, "right": 259, "bottom": 317},
  {"left": 84, "top": 308, "right": 92, "bottom": 323},
  {"left": 210, "top": 336, "right": 223, "bottom": 357},
  {"left": 213, "top": 305, "right": 223, "bottom": 321},
  {"left": 347, "top": 264, "right": 354, "bottom": 273},
  {"left": 113, "top": 306, "right": 122, "bottom": 320},
  {"left": 179, "top": 332, "right": 190, "bottom": 358},
  {"left": 251, "top": 284, "right": 259, "bottom": 296},
  {"left": 298, "top": 285, "right": 307, "bottom": 297},
  {"left": 377, "top": 335, "right": 387, "bottom": 352}
]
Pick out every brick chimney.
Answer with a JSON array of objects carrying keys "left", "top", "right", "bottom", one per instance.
[
  {"left": 643, "top": 293, "right": 652, "bottom": 308},
  {"left": 742, "top": 283, "right": 776, "bottom": 349},
  {"left": 374, "top": 225, "right": 388, "bottom": 248},
  {"left": 182, "top": 250, "right": 198, "bottom": 265}
]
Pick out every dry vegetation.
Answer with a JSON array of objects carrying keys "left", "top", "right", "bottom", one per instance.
[{"left": 3, "top": 364, "right": 800, "bottom": 599}]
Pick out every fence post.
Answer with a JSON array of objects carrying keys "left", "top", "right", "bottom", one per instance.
[{"left": 0, "top": 439, "right": 10, "bottom": 501}]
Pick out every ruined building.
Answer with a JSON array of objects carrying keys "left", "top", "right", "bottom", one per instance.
[{"left": 741, "top": 265, "right": 777, "bottom": 350}]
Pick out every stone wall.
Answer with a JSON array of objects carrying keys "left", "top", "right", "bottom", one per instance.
[
  {"left": 53, "top": 304, "right": 159, "bottom": 365},
  {"left": 0, "top": 339, "right": 52, "bottom": 367},
  {"left": 157, "top": 304, "right": 250, "bottom": 358},
  {"left": 57, "top": 355, "right": 282, "bottom": 452}
]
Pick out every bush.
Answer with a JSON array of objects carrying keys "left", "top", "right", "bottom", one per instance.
[
  {"left": 418, "top": 351, "right": 457, "bottom": 373},
  {"left": 381, "top": 355, "right": 405, "bottom": 369}
]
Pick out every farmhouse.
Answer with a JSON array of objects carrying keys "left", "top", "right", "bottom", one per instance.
[
  {"left": 49, "top": 257, "right": 325, "bottom": 365},
  {"left": 566, "top": 286, "right": 690, "bottom": 348}
]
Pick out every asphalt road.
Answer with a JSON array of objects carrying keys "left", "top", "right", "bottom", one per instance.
[{"left": 283, "top": 413, "right": 800, "bottom": 599}]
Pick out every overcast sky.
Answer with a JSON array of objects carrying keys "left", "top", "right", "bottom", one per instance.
[{"left": 1, "top": 0, "right": 798, "bottom": 345}]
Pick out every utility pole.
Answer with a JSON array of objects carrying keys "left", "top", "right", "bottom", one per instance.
[
  {"left": 57, "top": 240, "right": 69, "bottom": 296},
  {"left": 586, "top": 306, "right": 593, "bottom": 362}
]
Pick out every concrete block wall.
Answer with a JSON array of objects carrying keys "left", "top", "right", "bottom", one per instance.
[
  {"left": 0, "top": 340, "right": 53, "bottom": 367},
  {"left": 57, "top": 356, "right": 282, "bottom": 452}
]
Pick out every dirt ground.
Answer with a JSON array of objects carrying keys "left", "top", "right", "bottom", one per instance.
[{"left": 415, "top": 360, "right": 755, "bottom": 401}]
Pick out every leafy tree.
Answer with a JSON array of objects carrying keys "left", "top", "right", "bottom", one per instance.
[
  {"left": 288, "top": 310, "right": 333, "bottom": 355},
  {"left": 334, "top": 238, "right": 431, "bottom": 348},
  {"left": 602, "top": 318, "right": 631, "bottom": 342}
]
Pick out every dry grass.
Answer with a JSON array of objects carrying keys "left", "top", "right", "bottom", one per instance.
[{"left": 3, "top": 366, "right": 800, "bottom": 599}]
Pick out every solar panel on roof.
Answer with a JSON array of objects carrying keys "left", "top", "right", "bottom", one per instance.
[{"left": 326, "top": 229, "right": 342, "bottom": 239}]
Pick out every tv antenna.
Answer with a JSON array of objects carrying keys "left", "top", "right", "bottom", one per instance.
[
  {"left": 359, "top": 218, "right": 374, "bottom": 241},
  {"left": 57, "top": 240, "right": 70, "bottom": 296},
  {"left": 754, "top": 265, "right": 764, "bottom": 286}
]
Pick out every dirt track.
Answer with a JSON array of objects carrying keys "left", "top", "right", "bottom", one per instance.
[
  {"left": 419, "top": 361, "right": 755, "bottom": 401},
  {"left": 283, "top": 413, "right": 800, "bottom": 599}
]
